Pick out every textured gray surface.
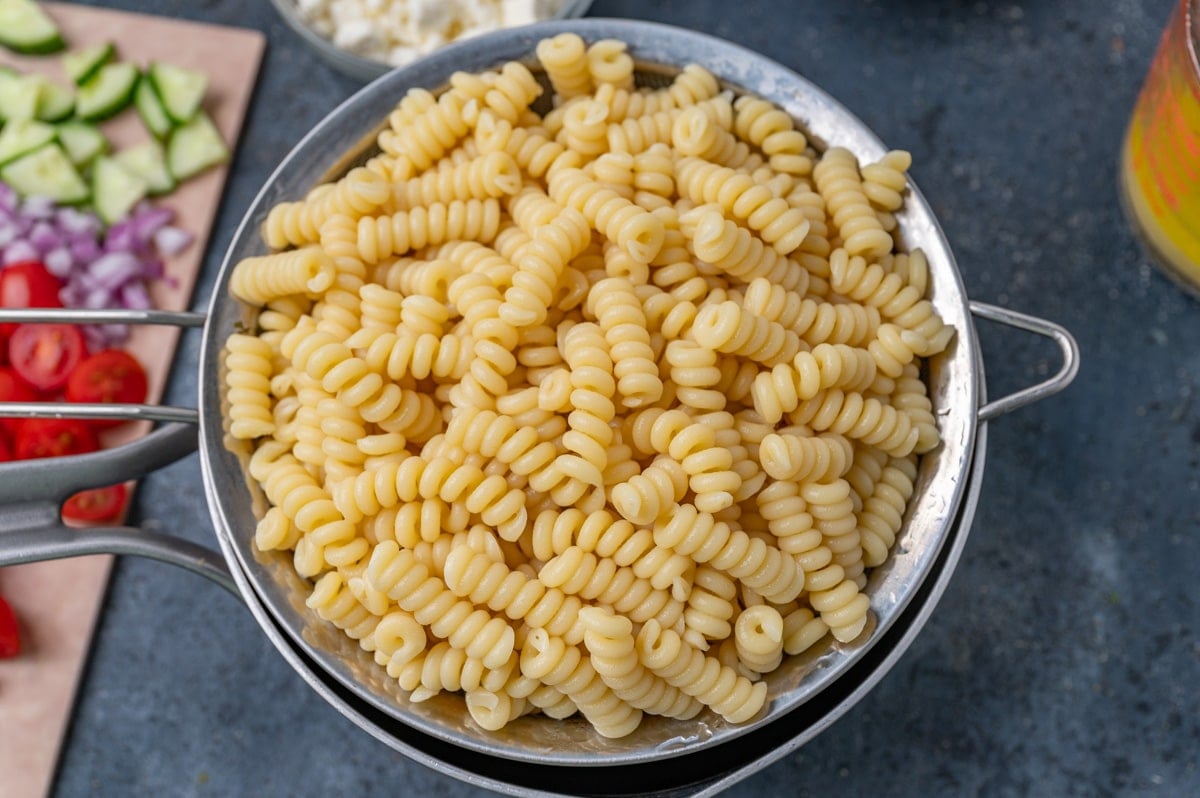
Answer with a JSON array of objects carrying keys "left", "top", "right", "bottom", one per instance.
[{"left": 46, "top": 0, "right": 1199, "bottom": 795}]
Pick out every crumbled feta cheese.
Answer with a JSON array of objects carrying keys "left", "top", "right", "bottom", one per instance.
[{"left": 291, "top": 0, "right": 569, "bottom": 68}]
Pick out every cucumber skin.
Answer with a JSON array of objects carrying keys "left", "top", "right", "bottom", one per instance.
[
  {"left": 75, "top": 64, "right": 139, "bottom": 123},
  {"left": 134, "top": 77, "right": 172, "bottom": 139},
  {"left": 0, "top": 33, "right": 65, "bottom": 56}
]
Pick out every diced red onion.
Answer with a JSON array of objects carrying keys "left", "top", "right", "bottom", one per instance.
[
  {"left": 120, "top": 280, "right": 152, "bottom": 311},
  {"left": 55, "top": 207, "right": 100, "bottom": 237},
  {"left": 4, "top": 240, "right": 39, "bottom": 265},
  {"left": 44, "top": 246, "right": 73, "bottom": 277},
  {"left": 20, "top": 196, "right": 55, "bottom": 220},
  {"left": 29, "top": 221, "right": 59, "bottom": 254},
  {"left": 70, "top": 237, "right": 102, "bottom": 264},
  {"left": 88, "top": 252, "right": 144, "bottom": 290},
  {"left": 1, "top": 179, "right": 191, "bottom": 350},
  {"left": 153, "top": 225, "right": 193, "bottom": 256},
  {"left": 132, "top": 206, "right": 175, "bottom": 239}
]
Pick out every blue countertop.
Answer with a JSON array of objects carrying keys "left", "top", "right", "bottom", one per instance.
[{"left": 49, "top": 0, "right": 1199, "bottom": 795}]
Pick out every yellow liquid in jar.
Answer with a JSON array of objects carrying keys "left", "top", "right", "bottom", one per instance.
[{"left": 1120, "top": 0, "right": 1200, "bottom": 296}]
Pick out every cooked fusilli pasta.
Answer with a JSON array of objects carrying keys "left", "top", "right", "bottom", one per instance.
[{"left": 229, "top": 35, "right": 954, "bottom": 740}]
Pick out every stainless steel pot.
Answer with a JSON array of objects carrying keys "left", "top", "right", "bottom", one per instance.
[{"left": 0, "top": 18, "right": 1078, "bottom": 797}]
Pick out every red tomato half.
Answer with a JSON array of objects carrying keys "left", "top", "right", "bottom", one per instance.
[
  {"left": 65, "top": 349, "right": 148, "bottom": 428},
  {"left": 0, "top": 261, "right": 62, "bottom": 337},
  {"left": 0, "top": 595, "right": 19, "bottom": 658},
  {"left": 63, "top": 483, "right": 128, "bottom": 523},
  {"left": 7, "top": 323, "right": 86, "bottom": 392},
  {"left": 15, "top": 418, "right": 98, "bottom": 459},
  {"left": 0, "top": 367, "right": 36, "bottom": 437}
]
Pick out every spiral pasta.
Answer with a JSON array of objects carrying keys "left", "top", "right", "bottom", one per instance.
[
  {"left": 229, "top": 247, "right": 336, "bottom": 306},
  {"left": 636, "top": 619, "right": 767, "bottom": 724},
  {"left": 537, "top": 33, "right": 593, "bottom": 100},
  {"left": 224, "top": 334, "right": 275, "bottom": 440},
  {"left": 580, "top": 607, "right": 703, "bottom": 719},
  {"left": 676, "top": 157, "right": 811, "bottom": 254},
  {"left": 231, "top": 36, "right": 953, "bottom": 740}
]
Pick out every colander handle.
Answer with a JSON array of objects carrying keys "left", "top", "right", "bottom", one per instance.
[
  {"left": 971, "top": 301, "right": 1080, "bottom": 422},
  {"left": 0, "top": 422, "right": 240, "bottom": 597}
]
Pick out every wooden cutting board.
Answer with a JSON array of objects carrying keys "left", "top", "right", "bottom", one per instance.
[{"left": 0, "top": 6, "right": 264, "bottom": 798}]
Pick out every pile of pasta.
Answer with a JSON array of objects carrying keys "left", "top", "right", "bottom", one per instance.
[{"left": 223, "top": 32, "right": 954, "bottom": 739}]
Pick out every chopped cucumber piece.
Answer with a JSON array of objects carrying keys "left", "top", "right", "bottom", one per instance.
[
  {"left": 148, "top": 62, "right": 208, "bottom": 124},
  {"left": 34, "top": 79, "right": 74, "bottom": 122},
  {"left": 75, "top": 61, "right": 138, "bottom": 122},
  {"left": 0, "top": 72, "right": 42, "bottom": 122},
  {"left": 1, "top": 144, "right": 88, "bottom": 204},
  {"left": 0, "top": 0, "right": 64, "bottom": 55},
  {"left": 166, "top": 111, "right": 227, "bottom": 181},
  {"left": 114, "top": 140, "right": 174, "bottom": 195},
  {"left": 57, "top": 121, "right": 107, "bottom": 167},
  {"left": 134, "top": 75, "right": 171, "bottom": 139},
  {"left": 62, "top": 41, "right": 115, "bottom": 86},
  {"left": 91, "top": 155, "right": 147, "bottom": 224},
  {"left": 0, "top": 119, "right": 56, "bottom": 166}
]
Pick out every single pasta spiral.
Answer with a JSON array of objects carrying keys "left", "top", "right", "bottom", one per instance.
[
  {"left": 355, "top": 199, "right": 502, "bottom": 264},
  {"left": 675, "top": 157, "right": 811, "bottom": 254},
  {"left": 811, "top": 147, "right": 894, "bottom": 258},
  {"left": 224, "top": 334, "right": 275, "bottom": 440},
  {"left": 829, "top": 248, "right": 954, "bottom": 358},
  {"left": 680, "top": 205, "right": 809, "bottom": 292},
  {"left": 734, "top": 604, "right": 785, "bottom": 674},
  {"left": 742, "top": 276, "right": 879, "bottom": 347},
  {"left": 365, "top": 541, "right": 515, "bottom": 669},
  {"left": 758, "top": 431, "right": 853, "bottom": 482},
  {"left": 229, "top": 246, "right": 336, "bottom": 306},
  {"left": 785, "top": 388, "right": 919, "bottom": 457},
  {"left": 483, "top": 62, "right": 544, "bottom": 124},
  {"left": 857, "top": 454, "right": 918, "bottom": 567},
  {"left": 262, "top": 166, "right": 391, "bottom": 249},
  {"left": 540, "top": 547, "right": 684, "bottom": 627},
  {"left": 691, "top": 300, "right": 802, "bottom": 367},
  {"left": 443, "top": 544, "right": 586, "bottom": 645},
  {"left": 380, "top": 89, "right": 477, "bottom": 174},
  {"left": 587, "top": 277, "right": 663, "bottom": 407},
  {"left": 580, "top": 607, "right": 703, "bottom": 719},
  {"left": 751, "top": 343, "right": 878, "bottom": 423},
  {"left": 635, "top": 619, "right": 767, "bottom": 724},
  {"left": 585, "top": 39, "right": 635, "bottom": 90},
  {"left": 732, "top": 95, "right": 812, "bottom": 176},
  {"left": 388, "top": 151, "right": 523, "bottom": 208},
  {"left": 537, "top": 33, "right": 593, "bottom": 100},
  {"left": 548, "top": 167, "right": 665, "bottom": 263},
  {"left": 860, "top": 150, "right": 912, "bottom": 211},
  {"left": 682, "top": 565, "right": 737, "bottom": 650},
  {"left": 610, "top": 455, "right": 689, "bottom": 525},
  {"left": 653, "top": 503, "right": 804, "bottom": 604},
  {"left": 521, "top": 628, "right": 643, "bottom": 739}
]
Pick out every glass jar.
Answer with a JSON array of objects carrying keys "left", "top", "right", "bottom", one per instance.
[{"left": 1120, "top": 0, "right": 1200, "bottom": 298}]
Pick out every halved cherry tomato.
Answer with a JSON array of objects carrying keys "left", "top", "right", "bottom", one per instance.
[
  {"left": 7, "top": 323, "right": 86, "bottom": 392},
  {"left": 0, "top": 595, "right": 19, "bottom": 658},
  {"left": 15, "top": 417, "right": 98, "bottom": 459},
  {"left": 0, "top": 367, "right": 36, "bottom": 437},
  {"left": 65, "top": 349, "right": 148, "bottom": 428},
  {"left": 63, "top": 483, "right": 128, "bottom": 523},
  {"left": 0, "top": 261, "right": 62, "bottom": 338}
]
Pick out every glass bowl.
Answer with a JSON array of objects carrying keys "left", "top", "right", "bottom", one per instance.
[{"left": 268, "top": 0, "right": 595, "bottom": 82}]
